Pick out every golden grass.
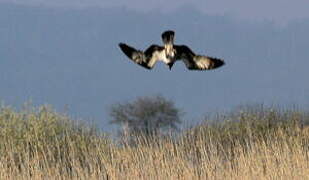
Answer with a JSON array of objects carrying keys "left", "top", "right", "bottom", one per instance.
[{"left": 0, "top": 104, "right": 308, "bottom": 179}]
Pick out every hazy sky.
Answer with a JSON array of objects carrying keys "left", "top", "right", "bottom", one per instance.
[
  {"left": 2, "top": 0, "right": 309, "bottom": 23},
  {"left": 1, "top": 1, "right": 308, "bottom": 132}
]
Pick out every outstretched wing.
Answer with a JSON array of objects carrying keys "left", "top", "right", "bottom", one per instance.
[
  {"left": 119, "top": 43, "right": 164, "bottom": 69},
  {"left": 174, "top": 45, "right": 225, "bottom": 70}
]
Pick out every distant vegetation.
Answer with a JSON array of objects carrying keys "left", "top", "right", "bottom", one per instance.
[
  {"left": 109, "top": 95, "right": 182, "bottom": 144},
  {"left": 0, "top": 102, "right": 308, "bottom": 179}
]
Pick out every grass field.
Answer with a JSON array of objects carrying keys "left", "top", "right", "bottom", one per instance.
[{"left": 0, "top": 104, "right": 308, "bottom": 179}]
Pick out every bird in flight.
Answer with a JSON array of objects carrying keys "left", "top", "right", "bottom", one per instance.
[{"left": 119, "top": 30, "right": 225, "bottom": 70}]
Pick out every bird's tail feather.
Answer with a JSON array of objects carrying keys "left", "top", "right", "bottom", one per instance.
[{"left": 161, "top": 30, "right": 175, "bottom": 45}]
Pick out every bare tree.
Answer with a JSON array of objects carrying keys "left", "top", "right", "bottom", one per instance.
[{"left": 109, "top": 95, "right": 182, "bottom": 139}]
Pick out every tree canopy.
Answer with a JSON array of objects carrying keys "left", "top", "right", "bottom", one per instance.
[{"left": 109, "top": 95, "right": 182, "bottom": 137}]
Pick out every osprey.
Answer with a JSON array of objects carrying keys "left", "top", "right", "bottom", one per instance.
[{"left": 119, "top": 30, "right": 225, "bottom": 70}]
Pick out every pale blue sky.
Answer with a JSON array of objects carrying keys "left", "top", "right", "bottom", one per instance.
[{"left": 2, "top": 0, "right": 309, "bottom": 23}]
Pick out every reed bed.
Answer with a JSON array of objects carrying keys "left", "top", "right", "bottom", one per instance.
[{"left": 0, "top": 104, "right": 308, "bottom": 179}]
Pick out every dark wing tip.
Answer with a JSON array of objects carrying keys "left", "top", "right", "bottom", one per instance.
[
  {"left": 118, "top": 42, "right": 126, "bottom": 50},
  {"left": 118, "top": 43, "right": 135, "bottom": 58},
  {"left": 210, "top": 57, "right": 225, "bottom": 69},
  {"left": 118, "top": 43, "right": 128, "bottom": 51}
]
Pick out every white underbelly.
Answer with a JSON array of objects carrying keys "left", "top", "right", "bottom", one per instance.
[{"left": 156, "top": 51, "right": 171, "bottom": 64}]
